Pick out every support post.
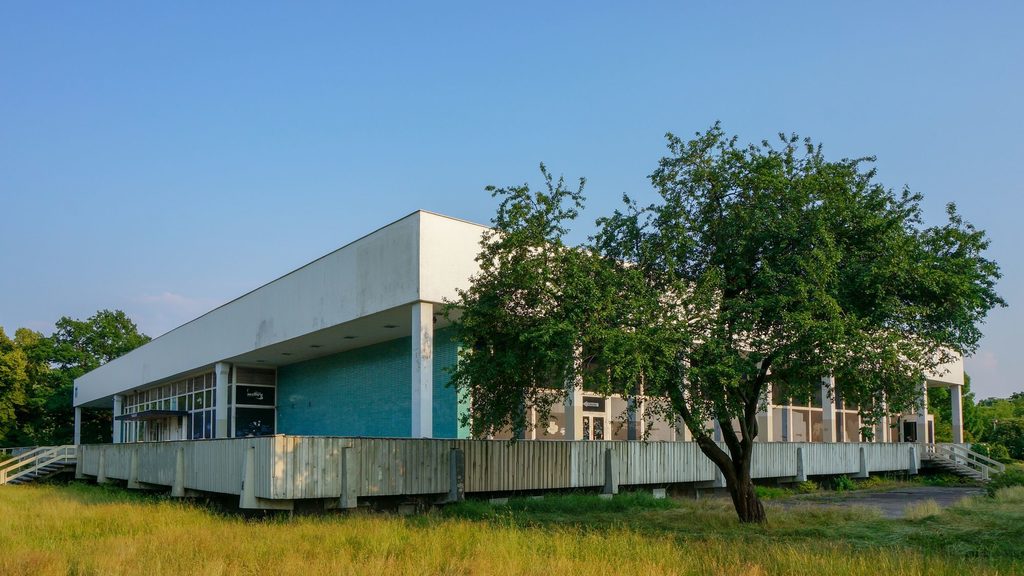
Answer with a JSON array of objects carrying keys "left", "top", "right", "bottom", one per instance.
[
  {"left": 214, "top": 362, "right": 230, "bottom": 438},
  {"left": 854, "top": 446, "right": 869, "bottom": 479},
  {"left": 411, "top": 302, "right": 434, "bottom": 438},
  {"left": 73, "top": 407, "right": 82, "bottom": 446},
  {"left": 96, "top": 448, "right": 108, "bottom": 484},
  {"left": 127, "top": 449, "right": 142, "bottom": 489},
  {"left": 339, "top": 445, "right": 358, "bottom": 509},
  {"left": 908, "top": 445, "right": 919, "bottom": 475},
  {"left": 950, "top": 383, "right": 964, "bottom": 444},
  {"left": 448, "top": 447, "right": 465, "bottom": 503},
  {"left": 602, "top": 448, "right": 619, "bottom": 496},
  {"left": 171, "top": 447, "right": 185, "bottom": 497},
  {"left": 796, "top": 447, "right": 807, "bottom": 482},
  {"left": 113, "top": 395, "right": 123, "bottom": 444},
  {"left": 821, "top": 376, "right": 836, "bottom": 442}
]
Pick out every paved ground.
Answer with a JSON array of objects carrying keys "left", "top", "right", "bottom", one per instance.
[{"left": 779, "top": 486, "right": 984, "bottom": 518}]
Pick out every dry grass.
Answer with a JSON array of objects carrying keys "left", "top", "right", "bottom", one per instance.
[
  {"left": 0, "top": 483, "right": 1018, "bottom": 576},
  {"left": 903, "top": 499, "right": 943, "bottom": 520}
]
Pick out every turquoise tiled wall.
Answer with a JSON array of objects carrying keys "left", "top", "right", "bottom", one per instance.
[{"left": 277, "top": 326, "right": 463, "bottom": 438}]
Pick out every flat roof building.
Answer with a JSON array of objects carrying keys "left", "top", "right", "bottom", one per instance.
[{"left": 73, "top": 210, "right": 967, "bottom": 447}]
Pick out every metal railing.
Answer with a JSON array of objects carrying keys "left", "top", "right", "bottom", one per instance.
[
  {"left": 0, "top": 445, "right": 77, "bottom": 485},
  {"left": 921, "top": 442, "right": 1006, "bottom": 481}
]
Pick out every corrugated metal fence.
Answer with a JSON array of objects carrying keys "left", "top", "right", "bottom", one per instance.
[{"left": 77, "top": 436, "right": 922, "bottom": 504}]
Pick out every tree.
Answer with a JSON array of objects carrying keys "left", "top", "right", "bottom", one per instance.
[
  {"left": 449, "top": 124, "right": 1005, "bottom": 523},
  {"left": 46, "top": 310, "right": 151, "bottom": 444},
  {"left": 0, "top": 310, "right": 151, "bottom": 447}
]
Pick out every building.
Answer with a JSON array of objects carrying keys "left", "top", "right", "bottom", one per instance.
[{"left": 73, "top": 210, "right": 967, "bottom": 447}]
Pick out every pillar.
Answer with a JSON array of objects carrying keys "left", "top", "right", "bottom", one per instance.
[
  {"left": 757, "top": 383, "right": 774, "bottom": 442},
  {"left": 564, "top": 382, "right": 584, "bottom": 440},
  {"left": 73, "top": 407, "right": 82, "bottom": 446},
  {"left": 411, "top": 302, "right": 434, "bottom": 438},
  {"left": 875, "top": 396, "right": 889, "bottom": 443},
  {"left": 563, "top": 346, "right": 584, "bottom": 440},
  {"left": 821, "top": 376, "right": 836, "bottom": 442},
  {"left": 916, "top": 381, "right": 929, "bottom": 444},
  {"left": 781, "top": 400, "right": 793, "bottom": 442},
  {"left": 113, "top": 395, "right": 124, "bottom": 444},
  {"left": 214, "top": 362, "right": 230, "bottom": 438},
  {"left": 950, "top": 383, "right": 964, "bottom": 444}
]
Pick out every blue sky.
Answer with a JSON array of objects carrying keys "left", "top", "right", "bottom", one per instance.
[{"left": 1, "top": 2, "right": 1020, "bottom": 398}]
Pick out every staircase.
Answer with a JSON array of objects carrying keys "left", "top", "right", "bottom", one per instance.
[
  {"left": 921, "top": 443, "right": 1005, "bottom": 482},
  {"left": 0, "top": 445, "right": 77, "bottom": 485}
]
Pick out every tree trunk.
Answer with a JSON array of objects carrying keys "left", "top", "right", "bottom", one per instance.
[{"left": 727, "top": 470, "right": 766, "bottom": 524}]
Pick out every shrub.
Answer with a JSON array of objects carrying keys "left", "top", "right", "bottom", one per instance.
[
  {"left": 831, "top": 475, "right": 855, "bottom": 492},
  {"left": 985, "top": 467, "right": 1024, "bottom": 497},
  {"left": 795, "top": 480, "right": 819, "bottom": 494}
]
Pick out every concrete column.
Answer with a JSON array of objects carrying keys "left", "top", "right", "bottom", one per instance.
[
  {"left": 113, "top": 395, "right": 124, "bottom": 444},
  {"left": 563, "top": 346, "right": 584, "bottom": 440},
  {"left": 411, "top": 302, "right": 434, "bottom": 438},
  {"left": 781, "top": 400, "right": 793, "bottom": 442},
  {"left": 950, "top": 383, "right": 964, "bottom": 444},
  {"left": 872, "top": 399, "right": 888, "bottom": 444},
  {"left": 564, "top": 382, "right": 584, "bottom": 440},
  {"left": 821, "top": 376, "right": 836, "bottom": 442},
  {"left": 916, "top": 381, "right": 929, "bottom": 444},
  {"left": 73, "top": 407, "right": 82, "bottom": 446},
  {"left": 757, "top": 383, "right": 774, "bottom": 442},
  {"left": 214, "top": 362, "right": 230, "bottom": 438}
]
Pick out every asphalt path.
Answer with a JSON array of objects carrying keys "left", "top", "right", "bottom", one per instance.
[{"left": 779, "top": 486, "right": 984, "bottom": 518}]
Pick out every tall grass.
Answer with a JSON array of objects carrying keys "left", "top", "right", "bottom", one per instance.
[{"left": 0, "top": 483, "right": 1020, "bottom": 575}]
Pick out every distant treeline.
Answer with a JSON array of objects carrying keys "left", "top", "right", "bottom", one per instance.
[{"left": 0, "top": 310, "right": 149, "bottom": 447}]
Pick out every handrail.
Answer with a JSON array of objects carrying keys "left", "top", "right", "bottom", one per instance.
[
  {"left": 941, "top": 443, "right": 1006, "bottom": 473},
  {"left": 0, "top": 445, "right": 76, "bottom": 485},
  {"left": 0, "top": 446, "right": 53, "bottom": 474},
  {"left": 0, "top": 446, "right": 38, "bottom": 457},
  {"left": 923, "top": 442, "right": 1005, "bottom": 480}
]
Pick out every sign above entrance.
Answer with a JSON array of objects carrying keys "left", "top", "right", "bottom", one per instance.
[
  {"left": 235, "top": 385, "right": 275, "bottom": 407},
  {"left": 582, "top": 396, "right": 605, "bottom": 412}
]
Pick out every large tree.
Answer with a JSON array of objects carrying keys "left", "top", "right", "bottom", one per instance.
[{"left": 449, "top": 125, "right": 1005, "bottom": 523}]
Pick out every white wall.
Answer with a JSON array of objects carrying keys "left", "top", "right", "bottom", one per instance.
[
  {"left": 76, "top": 212, "right": 425, "bottom": 406},
  {"left": 417, "top": 211, "right": 488, "bottom": 304}
]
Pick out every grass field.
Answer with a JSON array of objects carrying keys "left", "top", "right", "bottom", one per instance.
[{"left": 0, "top": 482, "right": 1022, "bottom": 575}]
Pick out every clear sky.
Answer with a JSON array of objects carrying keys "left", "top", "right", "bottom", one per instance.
[{"left": 1, "top": 2, "right": 1020, "bottom": 398}]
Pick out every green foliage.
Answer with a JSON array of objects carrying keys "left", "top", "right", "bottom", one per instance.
[
  {"left": 984, "top": 418, "right": 1024, "bottom": 461},
  {"left": 973, "top": 442, "right": 1012, "bottom": 463},
  {"left": 449, "top": 125, "right": 1004, "bottom": 523},
  {"left": 754, "top": 485, "right": 791, "bottom": 499},
  {"left": 831, "top": 475, "right": 856, "bottom": 492},
  {"left": 985, "top": 468, "right": 1024, "bottom": 497}
]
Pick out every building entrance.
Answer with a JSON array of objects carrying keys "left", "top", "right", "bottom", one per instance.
[{"left": 582, "top": 415, "right": 605, "bottom": 440}]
